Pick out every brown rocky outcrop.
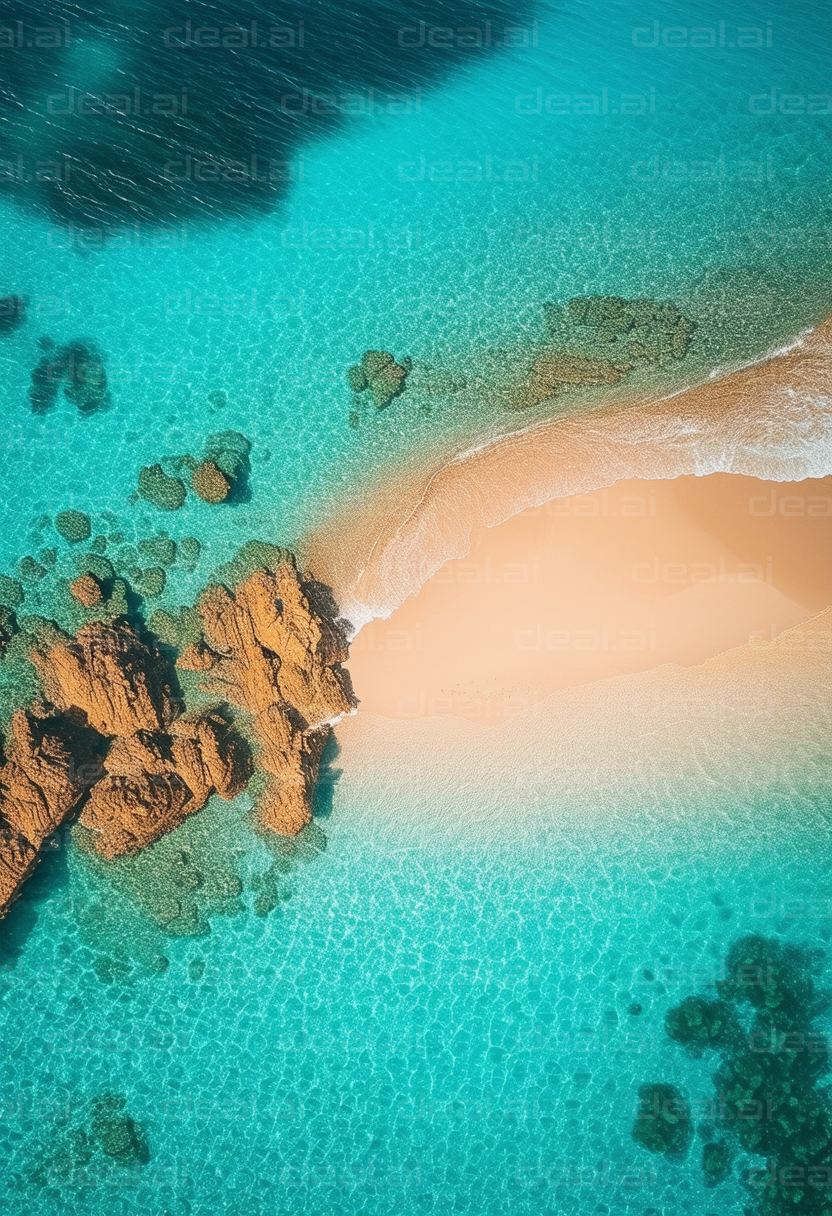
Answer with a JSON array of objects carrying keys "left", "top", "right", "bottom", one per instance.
[
  {"left": 255, "top": 706, "right": 330, "bottom": 836},
  {"left": 196, "top": 561, "right": 354, "bottom": 834},
  {"left": 0, "top": 622, "right": 252, "bottom": 907},
  {"left": 0, "top": 552, "right": 353, "bottom": 912},
  {"left": 32, "top": 621, "right": 177, "bottom": 737},
  {"left": 70, "top": 573, "right": 103, "bottom": 608},
  {"left": 79, "top": 713, "right": 250, "bottom": 858},
  {"left": 192, "top": 460, "right": 231, "bottom": 503},
  {"left": 0, "top": 707, "right": 100, "bottom": 913}
]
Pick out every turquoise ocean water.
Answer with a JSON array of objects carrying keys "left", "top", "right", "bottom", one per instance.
[{"left": 1, "top": 0, "right": 831, "bottom": 1212}]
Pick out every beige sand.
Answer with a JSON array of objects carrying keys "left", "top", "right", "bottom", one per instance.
[
  {"left": 345, "top": 473, "right": 832, "bottom": 723},
  {"left": 305, "top": 317, "right": 832, "bottom": 628}
]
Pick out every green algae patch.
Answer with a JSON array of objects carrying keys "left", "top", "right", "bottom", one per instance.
[
  {"left": 138, "top": 463, "right": 187, "bottom": 511},
  {"left": 55, "top": 510, "right": 91, "bottom": 543},
  {"left": 18, "top": 556, "right": 47, "bottom": 584},
  {"left": 177, "top": 535, "right": 201, "bottom": 571},
  {"left": 137, "top": 536, "right": 177, "bottom": 567},
  {"left": 213, "top": 539, "right": 294, "bottom": 589}
]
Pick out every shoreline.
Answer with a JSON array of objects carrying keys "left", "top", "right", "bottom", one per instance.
[
  {"left": 304, "top": 316, "right": 832, "bottom": 631},
  {"left": 344, "top": 472, "right": 832, "bottom": 724}
]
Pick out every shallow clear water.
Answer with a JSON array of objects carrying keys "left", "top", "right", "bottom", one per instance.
[{"left": 0, "top": 1, "right": 831, "bottom": 1213}]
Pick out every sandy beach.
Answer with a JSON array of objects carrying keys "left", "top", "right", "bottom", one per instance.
[
  {"left": 344, "top": 472, "right": 832, "bottom": 723},
  {"left": 303, "top": 317, "right": 832, "bottom": 724},
  {"left": 305, "top": 316, "right": 832, "bottom": 630}
]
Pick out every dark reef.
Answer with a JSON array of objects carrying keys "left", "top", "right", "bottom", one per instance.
[{"left": 632, "top": 934, "right": 832, "bottom": 1216}]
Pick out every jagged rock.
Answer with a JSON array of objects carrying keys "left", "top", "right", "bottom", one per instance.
[
  {"left": 175, "top": 641, "right": 214, "bottom": 671},
  {"left": 199, "top": 564, "right": 352, "bottom": 728},
  {"left": 0, "top": 707, "right": 100, "bottom": 913},
  {"left": 170, "top": 711, "right": 251, "bottom": 802},
  {"left": 79, "top": 713, "right": 250, "bottom": 857},
  {"left": 55, "top": 510, "right": 91, "bottom": 543},
  {"left": 196, "top": 559, "right": 353, "bottom": 835},
  {"left": 31, "top": 621, "right": 177, "bottom": 737},
  {"left": 138, "top": 464, "right": 187, "bottom": 511},
  {"left": 0, "top": 826, "right": 38, "bottom": 916},
  {"left": 70, "top": 574, "right": 103, "bottom": 608},
  {"left": 191, "top": 460, "right": 230, "bottom": 503},
  {"left": 256, "top": 706, "right": 329, "bottom": 835}
]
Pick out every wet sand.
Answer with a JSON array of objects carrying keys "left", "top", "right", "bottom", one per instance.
[{"left": 344, "top": 473, "right": 832, "bottom": 723}]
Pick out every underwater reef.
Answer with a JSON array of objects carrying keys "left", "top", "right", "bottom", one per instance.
[
  {"left": 28, "top": 339, "right": 110, "bottom": 415},
  {"left": 497, "top": 295, "right": 695, "bottom": 410},
  {"left": 0, "top": 295, "right": 28, "bottom": 335},
  {"left": 0, "top": 539, "right": 355, "bottom": 916},
  {"left": 632, "top": 934, "right": 832, "bottom": 1216},
  {"left": 138, "top": 431, "right": 252, "bottom": 509},
  {"left": 348, "top": 350, "right": 413, "bottom": 411}
]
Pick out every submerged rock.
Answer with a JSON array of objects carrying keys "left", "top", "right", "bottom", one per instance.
[
  {"left": 90, "top": 1094, "right": 148, "bottom": 1164},
  {"left": 192, "top": 460, "right": 231, "bottom": 503},
  {"left": 557, "top": 295, "right": 695, "bottom": 362},
  {"left": 70, "top": 574, "right": 103, "bottom": 608},
  {"left": 18, "top": 556, "right": 47, "bottom": 584},
  {"left": 138, "top": 464, "right": 187, "bottom": 511},
  {"left": 350, "top": 350, "right": 411, "bottom": 409},
  {"left": 132, "top": 567, "right": 167, "bottom": 599},
  {"left": 0, "top": 575, "right": 25, "bottom": 607},
  {"left": 62, "top": 342, "right": 110, "bottom": 413},
  {"left": 31, "top": 620, "right": 177, "bottom": 737},
  {"left": 137, "top": 536, "right": 177, "bottom": 568},
  {"left": 506, "top": 351, "right": 630, "bottom": 410},
  {"left": 27, "top": 339, "right": 109, "bottom": 414},
  {"left": 632, "top": 1083, "right": 692, "bottom": 1157},
  {"left": 55, "top": 510, "right": 92, "bottom": 543},
  {"left": 177, "top": 536, "right": 202, "bottom": 571}
]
